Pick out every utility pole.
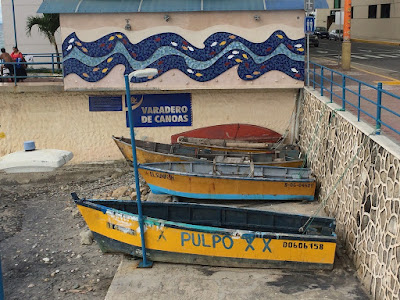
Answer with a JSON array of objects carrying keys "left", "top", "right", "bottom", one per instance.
[
  {"left": 11, "top": 0, "right": 18, "bottom": 47},
  {"left": 341, "top": 0, "right": 352, "bottom": 70}
]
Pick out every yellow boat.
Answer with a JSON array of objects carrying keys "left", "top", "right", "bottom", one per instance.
[
  {"left": 72, "top": 195, "right": 337, "bottom": 269},
  {"left": 139, "top": 162, "right": 316, "bottom": 201},
  {"left": 112, "top": 136, "right": 304, "bottom": 168}
]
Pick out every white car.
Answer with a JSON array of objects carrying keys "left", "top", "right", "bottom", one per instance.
[{"left": 329, "top": 29, "right": 343, "bottom": 41}]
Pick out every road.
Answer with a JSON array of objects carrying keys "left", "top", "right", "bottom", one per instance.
[{"left": 310, "top": 39, "right": 400, "bottom": 80}]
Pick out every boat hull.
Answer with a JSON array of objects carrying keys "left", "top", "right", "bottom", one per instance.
[
  {"left": 76, "top": 201, "right": 336, "bottom": 269},
  {"left": 113, "top": 136, "right": 304, "bottom": 168},
  {"left": 139, "top": 165, "right": 316, "bottom": 201},
  {"left": 171, "top": 124, "right": 282, "bottom": 144}
]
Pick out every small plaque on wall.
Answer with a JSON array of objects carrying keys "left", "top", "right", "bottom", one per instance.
[
  {"left": 125, "top": 93, "right": 192, "bottom": 127},
  {"left": 89, "top": 96, "right": 123, "bottom": 111}
]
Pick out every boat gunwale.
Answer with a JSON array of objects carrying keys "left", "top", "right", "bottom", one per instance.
[
  {"left": 112, "top": 136, "right": 303, "bottom": 165},
  {"left": 138, "top": 162, "right": 314, "bottom": 182},
  {"left": 75, "top": 198, "right": 336, "bottom": 242},
  {"left": 112, "top": 135, "right": 207, "bottom": 162}
]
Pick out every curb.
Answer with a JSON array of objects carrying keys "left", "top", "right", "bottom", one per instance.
[{"left": 351, "top": 38, "right": 400, "bottom": 46}]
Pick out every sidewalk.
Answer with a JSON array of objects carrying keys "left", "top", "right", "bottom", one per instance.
[{"left": 309, "top": 57, "right": 400, "bottom": 145}]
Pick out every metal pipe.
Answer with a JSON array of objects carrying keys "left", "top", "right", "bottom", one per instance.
[
  {"left": 124, "top": 74, "right": 153, "bottom": 268},
  {"left": 376, "top": 82, "right": 382, "bottom": 135},
  {"left": 307, "top": 33, "right": 310, "bottom": 87},
  {"left": 357, "top": 82, "right": 361, "bottom": 121},
  {"left": 342, "top": 75, "right": 346, "bottom": 110},
  {"left": 320, "top": 67, "right": 324, "bottom": 96},
  {"left": 11, "top": 0, "right": 17, "bottom": 47}
]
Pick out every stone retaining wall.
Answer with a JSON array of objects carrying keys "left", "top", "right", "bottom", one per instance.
[{"left": 300, "top": 88, "right": 400, "bottom": 300}]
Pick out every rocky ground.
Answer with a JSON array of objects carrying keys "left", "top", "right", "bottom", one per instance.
[
  {"left": 0, "top": 160, "right": 370, "bottom": 300},
  {"left": 0, "top": 161, "right": 145, "bottom": 300}
]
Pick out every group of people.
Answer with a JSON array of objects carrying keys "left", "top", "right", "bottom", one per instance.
[{"left": 0, "top": 47, "right": 27, "bottom": 81}]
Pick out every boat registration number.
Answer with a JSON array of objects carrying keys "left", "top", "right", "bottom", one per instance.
[
  {"left": 283, "top": 241, "right": 324, "bottom": 250},
  {"left": 284, "top": 182, "right": 313, "bottom": 188},
  {"left": 148, "top": 171, "right": 175, "bottom": 181}
]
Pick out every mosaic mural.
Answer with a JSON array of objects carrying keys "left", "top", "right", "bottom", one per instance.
[{"left": 62, "top": 31, "right": 305, "bottom": 83}]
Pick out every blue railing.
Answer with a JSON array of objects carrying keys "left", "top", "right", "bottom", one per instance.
[
  {"left": 309, "top": 61, "right": 400, "bottom": 138},
  {"left": 23, "top": 52, "right": 63, "bottom": 74},
  {"left": 1, "top": 56, "right": 63, "bottom": 86}
]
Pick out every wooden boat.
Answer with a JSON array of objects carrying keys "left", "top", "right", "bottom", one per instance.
[
  {"left": 112, "top": 136, "right": 304, "bottom": 168},
  {"left": 138, "top": 162, "right": 316, "bottom": 201},
  {"left": 177, "top": 136, "right": 297, "bottom": 153},
  {"left": 171, "top": 124, "right": 282, "bottom": 144},
  {"left": 73, "top": 195, "right": 337, "bottom": 269}
]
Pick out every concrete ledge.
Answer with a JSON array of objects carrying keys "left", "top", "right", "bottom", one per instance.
[
  {"left": 351, "top": 38, "right": 400, "bottom": 47},
  {"left": 305, "top": 87, "right": 400, "bottom": 160},
  {"left": 0, "top": 82, "right": 64, "bottom": 93}
]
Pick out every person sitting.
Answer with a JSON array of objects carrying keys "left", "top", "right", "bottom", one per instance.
[
  {"left": 0, "top": 48, "right": 14, "bottom": 77},
  {"left": 10, "top": 46, "right": 27, "bottom": 82}
]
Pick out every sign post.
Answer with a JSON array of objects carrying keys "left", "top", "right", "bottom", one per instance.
[
  {"left": 124, "top": 68, "right": 158, "bottom": 268},
  {"left": 304, "top": 0, "right": 315, "bottom": 87},
  {"left": 304, "top": 16, "right": 315, "bottom": 87}
]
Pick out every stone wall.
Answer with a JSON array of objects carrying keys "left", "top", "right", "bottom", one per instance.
[{"left": 300, "top": 88, "right": 400, "bottom": 300}]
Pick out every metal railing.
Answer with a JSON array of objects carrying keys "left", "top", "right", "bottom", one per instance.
[
  {"left": 23, "top": 53, "right": 63, "bottom": 73},
  {"left": 309, "top": 61, "right": 400, "bottom": 139},
  {"left": 1, "top": 56, "right": 63, "bottom": 86}
]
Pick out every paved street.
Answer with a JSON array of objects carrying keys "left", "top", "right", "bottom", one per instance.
[
  {"left": 308, "top": 39, "right": 400, "bottom": 144},
  {"left": 310, "top": 39, "right": 400, "bottom": 80}
]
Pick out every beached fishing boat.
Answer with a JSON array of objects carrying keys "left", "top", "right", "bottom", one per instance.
[
  {"left": 138, "top": 162, "right": 315, "bottom": 201},
  {"left": 72, "top": 195, "right": 337, "bottom": 269},
  {"left": 112, "top": 136, "right": 303, "bottom": 168},
  {"left": 177, "top": 136, "right": 297, "bottom": 153},
  {"left": 170, "top": 124, "right": 283, "bottom": 144}
]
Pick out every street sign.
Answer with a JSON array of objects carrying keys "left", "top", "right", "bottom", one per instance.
[
  {"left": 304, "top": 16, "right": 315, "bottom": 34},
  {"left": 304, "top": 0, "right": 314, "bottom": 12}
]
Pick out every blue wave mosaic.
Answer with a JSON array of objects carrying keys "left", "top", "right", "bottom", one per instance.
[{"left": 63, "top": 31, "right": 305, "bottom": 83}]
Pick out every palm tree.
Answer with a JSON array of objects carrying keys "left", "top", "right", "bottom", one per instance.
[{"left": 26, "top": 14, "right": 60, "bottom": 69}]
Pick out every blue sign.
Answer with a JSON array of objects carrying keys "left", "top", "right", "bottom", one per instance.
[
  {"left": 125, "top": 93, "right": 192, "bottom": 127},
  {"left": 89, "top": 95, "right": 122, "bottom": 111},
  {"left": 304, "top": 16, "right": 315, "bottom": 34}
]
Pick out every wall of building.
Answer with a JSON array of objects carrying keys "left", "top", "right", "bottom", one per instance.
[
  {"left": 315, "top": 0, "right": 400, "bottom": 42},
  {"left": 60, "top": 11, "right": 305, "bottom": 91},
  {"left": 0, "top": 0, "right": 62, "bottom": 58},
  {"left": 351, "top": 0, "right": 400, "bottom": 42},
  {"left": 0, "top": 87, "right": 298, "bottom": 163},
  {"left": 301, "top": 88, "right": 400, "bottom": 300}
]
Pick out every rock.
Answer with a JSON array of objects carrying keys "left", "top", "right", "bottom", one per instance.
[
  {"left": 147, "top": 192, "right": 171, "bottom": 203},
  {"left": 80, "top": 230, "right": 94, "bottom": 245},
  {"left": 71, "top": 208, "right": 81, "bottom": 219},
  {"left": 111, "top": 186, "right": 129, "bottom": 198},
  {"left": 43, "top": 257, "right": 50, "bottom": 263},
  {"left": 111, "top": 172, "right": 122, "bottom": 179},
  {"left": 93, "top": 193, "right": 108, "bottom": 199},
  {"left": 117, "top": 196, "right": 132, "bottom": 201},
  {"left": 28, "top": 284, "right": 35, "bottom": 288},
  {"left": 59, "top": 288, "right": 65, "bottom": 292},
  {"left": 130, "top": 192, "right": 137, "bottom": 200}
]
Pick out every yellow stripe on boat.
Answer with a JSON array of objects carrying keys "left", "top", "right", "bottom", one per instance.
[
  {"left": 139, "top": 168, "right": 316, "bottom": 200},
  {"left": 77, "top": 205, "right": 336, "bottom": 266}
]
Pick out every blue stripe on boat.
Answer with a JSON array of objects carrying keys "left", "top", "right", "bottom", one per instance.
[{"left": 147, "top": 184, "right": 314, "bottom": 201}]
